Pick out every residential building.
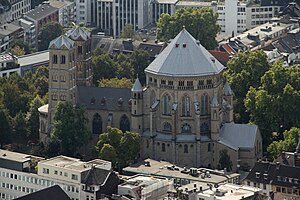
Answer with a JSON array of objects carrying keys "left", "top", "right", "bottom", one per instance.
[
  {"left": 123, "top": 159, "right": 241, "bottom": 187},
  {"left": 11, "top": 18, "right": 36, "bottom": 48},
  {"left": 0, "top": 0, "right": 11, "bottom": 24},
  {"left": 118, "top": 175, "right": 173, "bottom": 199},
  {"left": 277, "top": 138, "right": 300, "bottom": 167},
  {"left": 244, "top": 161, "right": 300, "bottom": 199},
  {"left": 0, "top": 149, "right": 119, "bottom": 200},
  {"left": 176, "top": 182, "right": 262, "bottom": 200},
  {"left": 49, "top": 0, "right": 76, "bottom": 27},
  {"left": 39, "top": 27, "right": 262, "bottom": 172},
  {"left": 96, "top": 0, "right": 150, "bottom": 37},
  {"left": 24, "top": 2, "right": 59, "bottom": 35},
  {"left": 0, "top": 23, "right": 24, "bottom": 53},
  {"left": 76, "top": 0, "right": 97, "bottom": 26},
  {"left": 9, "top": 0, "right": 31, "bottom": 21},
  {"left": 0, "top": 53, "right": 18, "bottom": 77}
]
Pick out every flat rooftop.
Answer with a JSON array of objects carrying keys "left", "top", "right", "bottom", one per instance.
[
  {"left": 0, "top": 149, "right": 40, "bottom": 163},
  {"left": 39, "top": 156, "right": 111, "bottom": 172},
  {"left": 198, "top": 183, "right": 261, "bottom": 200},
  {"left": 123, "top": 159, "right": 240, "bottom": 185},
  {"left": 120, "top": 175, "right": 169, "bottom": 189},
  {"left": 176, "top": 1, "right": 213, "bottom": 7},
  {"left": 18, "top": 50, "right": 49, "bottom": 67}
]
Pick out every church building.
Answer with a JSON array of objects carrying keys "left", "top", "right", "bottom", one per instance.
[{"left": 39, "top": 27, "right": 262, "bottom": 171}]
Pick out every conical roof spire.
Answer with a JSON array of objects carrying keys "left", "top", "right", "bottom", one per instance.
[
  {"left": 224, "top": 81, "right": 233, "bottom": 96},
  {"left": 132, "top": 77, "right": 143, "bottom": 92}
]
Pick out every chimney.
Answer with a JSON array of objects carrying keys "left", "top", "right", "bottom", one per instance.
[{"left": 183, "top": 43, "right": 186, "bottom": 48}]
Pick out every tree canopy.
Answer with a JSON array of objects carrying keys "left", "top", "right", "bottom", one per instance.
[
  {"left": 267, "top": 127, "right": 300, "bottom": 160},
  {"left": 218, "top": 149, "right": 233, "bottom": 172},
  {"left": 98, "top": 78, "right": 133, "bottom": 88},
  {"left": 120, "top": 24, "right": 135, "bottom": 39},
  {"left": 51, "top": 102, "right": 90, "bottom": 156},
  {"left": 157, "top": 7, "right": 220, "bottom": 50},
  {"left": 38, "top": 22, "right": 63, "bottom": 51},
  {"left": 0, "top": 109, "right": 12, "bottom": 148},
  {"left": 96, "top": 127, "right": 140, "bottom": 169},
  {"left": 224, "top": 50, "right": 270, "bottom": 123}
]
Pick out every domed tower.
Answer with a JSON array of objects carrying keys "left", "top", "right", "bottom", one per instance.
[
  {"left": 223, "top": 81, "right": 233, "bottom": 123},
  {"left": 48, "top": 35, "right": 76, "bottom": 134},
  {"left": 131, "top": 77, "right": 144, "bottom": 133},
  {"left": 143, "top": 28, "right": 225, "bottom": 167}
]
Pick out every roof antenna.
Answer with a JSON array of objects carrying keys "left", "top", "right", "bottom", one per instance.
[{"left": 182, "top": 25, "right": 185, "bottom": 30}]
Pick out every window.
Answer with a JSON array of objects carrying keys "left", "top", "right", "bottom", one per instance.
[
  {"left": 60, "top": 75, "right": 66, "bottom": 82},
  {"left": 179, "top": 81, "right": 184, "bottom": 86},
  {"left": 181, "top": 95, "right": 190, "bottom": 116},
  {"left": 92, "top": 113, "right": 102, "bottom": 134},
  {"left": 201, "top": 94, "right": 209, "bottom": 115},
  {"left": 162, "top": 143, "right": 166, "bottom": 152},
  {"left": 208, "top": 143, "right": 211, "bottom": 152},
  {"left": 263, "top": 184, "right": 266, "bottom": 190},
  {"left": 255, "top": 172, "right": 260, "bottom": 178},
  {"left": 72, "top": 174, "right": 78, "bottom": 180},
  {"left": 182, "top": 123, "right": 191, "bottom": 133},
  {"left": 163, "top": 94, "right": 171, "bottom": 115},
  {"left": 207, "top": 79, "right": 212, "bottom": 85},
  {"left": 64, "top": 172, "right": 68, "bottom": 177},
  {"left": 161, "top": 80, "right": 166, "bottom": 85},
  {"left": 199, "top": 80, "right": 204, "bottom": 85},
  {"left": 78, "top": 46, "right": 82, "bottom": 54},
  {"left": 54, "top": 170, "right": 58, "bottom": 175},
  {"left": 120, "top": 115, "right": 130, "bottom": 133},
  {"left": 163, "top": 122, "right": 172, "bottom": 133},
  {"left": 60, "top": 55, "right": 66, "bottom": 64},
  {"left": 187, "top": 81, "right": 193, "bottom": 86},
  {"left": 168, "top": 81, "right": 173, "bottom": 85},
  {"left": 184, "top": 144, "right": 188, "bottom": 153},
  {"left": 247, "top": 181, "right": 250, "bottom": 186},
  {"left": 43, "top": 168, "right": 49, "bottom": 174},
  {"left": 52, "top": 54, "right": 58, "bottom": 64}
]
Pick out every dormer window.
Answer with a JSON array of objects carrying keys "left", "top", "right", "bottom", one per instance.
[
  {"left": 101, "top": 97, "right": 106, "bottom": 105},
  {"left": 118, "top": 98, "right": 123, "bottom": 106},
  {"left": 90, "top": 98, "right": 96, "bottom": 104},
  {"left": 161, "top": 80, "right": 166, "bottom": 85},
  {"left": 277, "top": 176, "right": 281, "bottom": 181},
  {"left": 263, "top": 174, "right": 268, "bottom": 180},
  {"left": 255, "top": 172, "right": 260, "bottom": 178}
]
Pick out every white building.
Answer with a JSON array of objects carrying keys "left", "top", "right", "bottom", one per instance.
[
  {"left": 151, "top": 0, "right": 177, "bottom": 24},
  {"left": 49, "top": 0, "right": 76, "bottom": 27},
  {"left": 118, "top": 175, "right": 173, "bottom": 199},
  {"left": 76, "top": 0, "right": 97, "bottom": 26},
  {"left": 9, "top": 0, "right": 31, "bottom": 21},
  {"left": 0, "top": 149, "right": 119, "bottom": 200},
  {"left": 96, "top": 0, "right": 150, "bottom": 37},
  {"left": 11, "top": 18, "right": 36, "bottom": 48}
]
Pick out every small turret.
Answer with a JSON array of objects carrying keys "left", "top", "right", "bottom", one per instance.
[
  {"left": 224, "top": 81, "right": 233, "bottom": 96},
  {"left": 131, "top": 77, "right": 143, "bottom": 133},
  {"left": 223, "top": 81, "right": 233, "bottom": 122},
  {"left": 211, "top": 92, "right": 220, "bottom": 141}
]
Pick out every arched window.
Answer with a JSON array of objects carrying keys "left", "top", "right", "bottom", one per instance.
[
  {"left": 200, "top": 123, "right": 209, "bottom": 135},
  {"left": 181, "top": 123, "right": 191, "bottom": 133},
  {"left": 52, "top": 54, "right": 58, "bottom": 64},
  {"left": 181, "top": 95, "right": 191, "bottom": 116},
  {"left": 92, "top": 113, "right": 102, "bottom": 134},
  {"left": 61, "top": 55, "right": 66, "bottom": 64},
  {"left": 201, "top": 94, "right": 209, "bottom": 115},
  {"left": 146, "top": 140, "right": 149, "bottom": 148},
  {"left": 120, "top": 115, "right": 130, "bottom": 133},
  {"left": 162, "top": 143, "right": 166, "bottom": 152},
  {"left": 163, "top": 93, "right": 171, "bottom": 115},
  {"left": 163, "top": 122, "right": 172, "bottom": 133},
  {"left": 208, "top": 143, "right": 211, "bottom": 152},
  {"left": 184, "top": 144, "right": 188, "bottom": 153}
]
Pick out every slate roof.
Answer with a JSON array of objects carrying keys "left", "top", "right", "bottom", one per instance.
[
  {"left": 25, "top": 3, "right": 58, "bottom": 21},
  {"left": 15, "top": 185, "right": 70, "bottom": 200},
  {"left": 145, "top": 28, "right": 224, "bottom": 77},
  {"left": 49, "top": 35, "right": 75, "bottom": 49},
  {"left": 132, "top": 77, "right": 143, "bottom": 92},
  {"left": 76, "top": 86, "right": 131, "bottom": 111},
  {"left": 219, "top": 123, "right": 258, "bottom": 150},
  {"left": 138, "top": 42, "right": 165, "bottom": 59},
  {"left": 66, "top": 27, "right": 91, "bottom": 41},
  {"left": 83, "top": 167, "right": 111, "bottom": 186},
  {"left": 245, "top": 161, "right": 300, "bottom": 189}
]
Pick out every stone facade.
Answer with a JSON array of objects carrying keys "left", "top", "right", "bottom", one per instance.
[{"left": 39, "top": 28, "right": 262, "bottom": 171}]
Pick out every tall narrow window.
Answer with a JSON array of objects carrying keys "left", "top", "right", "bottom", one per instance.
[
  {"left": 181, "top": 95, "right": 191, "bottom": 116},
  {"left": 52, "top": 54, "right": 58, "bottom": 64},
  {"left": 162, "top": 143, "right": 166, "bottom": 152},
  {"left": 201, "top": 94, "right": 209, "bottom": 115},
  {"left": 120, "top": 115, "right": 130, "bottom": 133},
  {"left": 78, "top": 46, "right": 82, "bottom": 54},
  {"left": 61, "top": 55, "right": 66, "bottom": 64},
  {"left": 163, "top": 122, "right": 172, "bottom": 133},
  {"left": 163, "top": 94, "right": 171, "bottom": 115},
  {"left": 184, "top": 144, "right": 188, "bottom": 153},
  {"left": 92, "top": 113, "right": 102, "bottom": 134}
]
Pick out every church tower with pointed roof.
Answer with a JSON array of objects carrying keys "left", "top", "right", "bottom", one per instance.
[{"left": 131, "top": 77, "right": 144, "bottom": 133}]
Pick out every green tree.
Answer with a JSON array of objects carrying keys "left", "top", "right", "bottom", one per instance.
[
  {"left": 98, "top": 78, "right": 133, "bottom": 88},
  {"left": 245, "top": 63, "right": 300, "bottom": 149},
  {"left": 38, "top": 22, "right": 63, "bottom": 51},
  {"left": 33, "top": 66, "right": 49, "bottom": 97},
  {"left": 26, "top": 95, "right": 44, "bottom": 142},
  {"left": 157, "top": 7, "right": 220, "bottom": 50},
  {"left": 218, "top": 149, "right": 233, "bottom": 171},
  {"left": 267, "top": 127, "right": 300, "bottom": 160},
  {"left": 0, "top": 109, "right": 12, "bottom": 148},
  {"left": 225, "top": 50, "right": 270, "bottom": 123},
  {"left": 92, "top": 54, "right": 117, "bottom": 85},
  {"left": 130, "top": 49, "right": 150, "bottom": 85},
  {"left": 120, "top": 24, "right": 135, "bottom": 39},
  {"left": 12, "top": 112, "right": 29, "bottom": 145},
  {"left": 96, "top": 127, "right": 140, "bottom": 169},
  {"left": 51, "top": 102, "right": 89, "bottom": 156},
  {"left": 99, "top": 144, "right": 118, "bottom": 163},
  {"left": 10, "top": 45, "right": 25, "bottom": 56}
]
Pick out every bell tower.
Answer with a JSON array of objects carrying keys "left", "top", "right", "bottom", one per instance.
[{"left": 131, "top": 77, "right": 143, "bottom": 133}]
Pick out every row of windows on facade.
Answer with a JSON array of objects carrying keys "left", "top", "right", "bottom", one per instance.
[
  {"left": 159, "top": 93, "right": 210, "bottom": 116},
  {"left": 51, "top": 94, "right": 67, "bottom": 101},
  {"left": 0, "top": 170, "right": 79, "bottom": 188},
  {"left": 149, "top": 77, "right": 214, "bottom": 87},
  {"left": 275, "top": 186, "right": 300, "bottom": 196},
  {"left": 146, "top": 141, "right": 212, "bottom": 153},
  {"left": 92, "top": 113, "right": 130, "bottom": 134},
  {"left": 42, "top": 168, "right": 78, "bottom": 180},
  {"left": 162, "top": 122, "right": 210, "bottom": 134}
]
